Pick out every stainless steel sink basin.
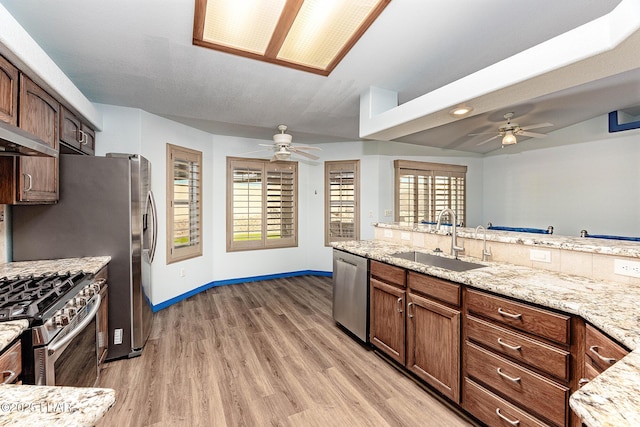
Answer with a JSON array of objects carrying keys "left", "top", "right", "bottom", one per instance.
[{"left": 391, "top": 251, "right": 485, "bottom": 272}]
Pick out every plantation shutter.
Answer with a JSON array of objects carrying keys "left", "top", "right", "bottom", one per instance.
[
  {"left": 325, "top": 160, "right": 360, "bottom": 245},
  {"left": 394, "top": 160, "right": 467, "bottom": 226},
  {"left": 167, "top": 144, "right": 202, "bottom": 263},
  {"left": 227, "top": 157, "right": 298, "bottom": 251},
  {"left": 266, "top": 162, "right": 297, "bottom": 247}
]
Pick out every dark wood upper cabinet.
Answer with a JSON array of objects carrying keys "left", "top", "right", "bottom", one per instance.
[
  {"left": 14, "top": 75, "right": 59, "bottom": 203},
  {"left": 60, "top": 105, "right": 95, "bottom": 155},
  {"left": 0, "top": 55, "right": 19, "bottom": 126}
]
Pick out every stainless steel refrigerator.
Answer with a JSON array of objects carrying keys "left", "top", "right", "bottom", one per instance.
[{"left": 12, "top": 153, "right": 158, "bottom": 360}]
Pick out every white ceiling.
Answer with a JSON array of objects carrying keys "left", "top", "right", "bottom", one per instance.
[{"left": 1, "top": 0, "right": 638, "bottom": 154}]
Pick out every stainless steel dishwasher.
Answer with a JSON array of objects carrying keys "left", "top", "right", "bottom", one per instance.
[{"left": 332, "top": 249, "right": 369, "bottom": 343}]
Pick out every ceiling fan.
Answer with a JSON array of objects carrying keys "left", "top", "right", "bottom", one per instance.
[
  {"left": 257, "top": 125, "right": 321, "bottom": 161},
  {"left": 472, "top": 112, "right": 553, "bottom": 147}
]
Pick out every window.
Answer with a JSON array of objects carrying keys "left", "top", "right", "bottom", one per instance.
[
  {"left": 227, "top": 157, "right": 297, "bottom": 251},
  {"left": 394, "top": 160, "right": 467, "bottom": 226},
  {"left": 167, "top": 144, "right": 202, "bottom": 263},
  {"left": 325, "top": 160, "right": 360, "bottom": 245}
]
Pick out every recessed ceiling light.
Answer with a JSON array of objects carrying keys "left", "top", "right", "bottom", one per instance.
[
  {"left": 449, "top": 106, "right": 473, "bottom": 117},
  {"left": 193, "top": 0, "right": 391, "bottom": 76}
]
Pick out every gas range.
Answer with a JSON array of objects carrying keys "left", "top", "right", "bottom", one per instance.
[{"left": 0, "top": 271, "right": 106, "bottom": 386}]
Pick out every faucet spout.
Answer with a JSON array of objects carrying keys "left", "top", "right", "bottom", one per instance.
[
  {"left": 475, "top": 225, "right": 491, "bottom": 261},
  {"left": 436, "top": 208, "right": 463, "bottom": 258}
]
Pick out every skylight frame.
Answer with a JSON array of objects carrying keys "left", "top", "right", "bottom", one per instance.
[{"left": 193, "top": 0, "right": 391, "bottom": 76}]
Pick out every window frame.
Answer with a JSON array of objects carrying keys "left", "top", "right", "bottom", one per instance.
[
  {"left": 166, "top": 143, "right": 203, "bottom": 264},
  {"left": 324, "top": 160, "right": 360, "bottom": 246},
  {"left": 394, "top": 160, "right": 467, "bottom": 226},
  {"left": 226, "top": 157, "right": 298, "bottom": 252}
]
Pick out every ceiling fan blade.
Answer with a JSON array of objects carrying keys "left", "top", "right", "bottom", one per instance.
[
  {"left": 519, "top": 122, "right": 553, "bottom": 131},
  {"left": 518, "top": 131, "right": 548, "bottom": 138},
  {"left": 290, "top": 145, "right": 322, "bottom": 151},
  {"left": 290, "top": 149, "right": 320, "bottom": 160},
  {"left": 476, "top": 135, "right": 499, "bottom": 146},
  {"left": 259, "top": 143, "right": 275, "bottom": 147}
]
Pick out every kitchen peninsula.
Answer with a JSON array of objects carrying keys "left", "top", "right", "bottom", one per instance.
[{"left": 334, "top": 223, "right": 640, "bottom": 427}]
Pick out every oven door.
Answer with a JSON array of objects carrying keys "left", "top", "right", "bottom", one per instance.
[{"left": 34, "top": 294, "right": 101, "bottom": 387}]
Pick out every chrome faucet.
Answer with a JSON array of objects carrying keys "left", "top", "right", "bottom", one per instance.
[
  {"left": 436, "top": 208, "right": 464, "bottom": 258},
  {"left": 475, "top": 225, "right": 491, "bottom": 261}
]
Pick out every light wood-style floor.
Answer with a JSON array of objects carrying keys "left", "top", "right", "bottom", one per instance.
[{"left": 96, "top": 276, "right": 475, "bottom": 426}]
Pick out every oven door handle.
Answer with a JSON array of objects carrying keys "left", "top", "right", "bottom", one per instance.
[{"left": 47, "top": 294, "right": 101, "bottom": 356}]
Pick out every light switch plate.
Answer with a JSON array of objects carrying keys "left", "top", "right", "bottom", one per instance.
[
  {"left": 530, "top": 249, "right": 551, "bottom": 263},
  {"left": 384, "top": 229, "right": 393, "bottom": 238},
  {"left": 401, "top": 232, "right": 411, "bottom": 241}
]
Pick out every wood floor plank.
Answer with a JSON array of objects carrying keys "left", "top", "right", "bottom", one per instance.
[{"left": 96, "top": 276, "right": 475, "bottom": 427}]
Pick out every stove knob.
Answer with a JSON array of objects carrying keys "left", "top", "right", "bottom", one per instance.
[
  {"left": 74, "top": 296, "right": 87, "bottom": 306},
  {"left": 63, "top": 307, "right": 77, "bottom": 318},
  {"left": 54, "top": 314, "right": 65, "bottom": 327}
]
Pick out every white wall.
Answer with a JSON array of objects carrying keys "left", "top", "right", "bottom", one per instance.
[
  {"left": 94, "top": 105, "right": 485, "bottom": 306},
  {"left": 483, "top": 116, "right": 640, "bottom": 236}
]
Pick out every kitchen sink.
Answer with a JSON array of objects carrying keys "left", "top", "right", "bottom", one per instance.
[{"left": 391, "top": 251, "right": 485, "bottom": 272}]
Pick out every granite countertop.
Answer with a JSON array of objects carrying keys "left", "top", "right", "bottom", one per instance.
[
  {"left": 333, "top": 239, "right": 640, "bottom": 427},
  {"left": 0, "top": 256, "right": 111, "bottom": 280},
  {"left": 375, "top": 222, "right": 640, "bottom": 258},
  {"left": 0, "top": 256, "right": 114, "bottom": 426},
  {"left": 0, "top": 321, "right": 29, "bottom": 353},
  {"left": 0, "top": 384, "right": 115, "bottom": 426}
]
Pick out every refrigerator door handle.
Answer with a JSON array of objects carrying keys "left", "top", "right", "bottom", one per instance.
[{"left": 146, "top": 190, "right": 158, "bottom": 263}]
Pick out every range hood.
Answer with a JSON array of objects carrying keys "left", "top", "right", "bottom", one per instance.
[{"left": 0, "top": 120, "right": 58, "bottom": 157}]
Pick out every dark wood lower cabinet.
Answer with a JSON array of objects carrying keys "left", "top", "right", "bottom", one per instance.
[
  {"left": 370, "top": 277, "right": 405, "bottom": 364},
  {"left": 406, "top": 292, "right": 460, "bottom": 402}
]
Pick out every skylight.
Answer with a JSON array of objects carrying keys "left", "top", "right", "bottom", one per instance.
[{"left": 193, "top": 0, "right": 391, "bottom": 76}]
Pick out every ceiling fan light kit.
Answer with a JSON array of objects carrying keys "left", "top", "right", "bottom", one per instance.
[{"left": 473, "top": 112, "right": 553, "bottom": 148}]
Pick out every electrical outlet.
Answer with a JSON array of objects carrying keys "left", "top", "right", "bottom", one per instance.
[
  {"left": 369, "top": 210, "right": 373, "bottom": 218},
  {"left": 530, "top": 249, "right": 551, "bottom": 263},
  {"left": 384, "top": 229, "right": 393, "bottom": 238},
  {"left": 114, "top": 328, "right": 123, "bottom": 345},
  {"left": 384, "top": 209, "right": 392, "bottom": 217},
  {"left": 614, "top": 259, "right": 640, "bottom": 278}
]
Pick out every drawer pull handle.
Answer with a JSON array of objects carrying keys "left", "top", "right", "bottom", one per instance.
[
  {"left": 495, "top": 408, "right": 520, "bottom": 426},
  {"left": 396, "top": 297, "right": 403, "bottom": 313},
  {"left": 1, "top": 370, "right": 17, "bottom": 385},
  {"left": 498, "top": 307, "right": 522, "bottom": 320},
  {"left": 497, "top": 367, "right": 521, "bottom": 383},
  {"left": 589, "top": 345, "right": 616, "bottom": 364},
  {"left": 498, "top": 337, "right": 522, "bottom": 351},
  {"left": 578, "top": 378, "right": 590, "bottom": 387}
]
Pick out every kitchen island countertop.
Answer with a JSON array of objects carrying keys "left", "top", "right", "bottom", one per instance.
[{"left": 333, "top": 239, "right": 640, "bottom": 427}]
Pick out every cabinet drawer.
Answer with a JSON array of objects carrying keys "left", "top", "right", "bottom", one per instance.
[
  {"left": 466, "top": 289, "right": 570, "bottom": 345},
  {"left": 466, "top": 315, "right": 570, "bottom": 381},
  {"left": 0, "top": 341, "right": 22, "bottom": 384},
  {"left": 463, "top": 378, "right": 549, "bottom": 427},
  {"left": 465, "top": 342, "right": 569, "bottom": 426},
  {"left": 585, "top": 324, "right": 628, "bottom": 373},
  {"left": 408, "top": 271, "right": 460, "bottom": 306},
  {"left": 370, "top": 260, "right": 405, "bottom": 287}
]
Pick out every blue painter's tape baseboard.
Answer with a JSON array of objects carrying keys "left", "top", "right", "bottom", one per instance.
[{"left": 151, "top": 270, "right": 333, "bottom": 312}]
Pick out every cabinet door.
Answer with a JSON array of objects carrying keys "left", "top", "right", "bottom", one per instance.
[
  {"left": 80, "top": 123, "right": 95, "bottom": 155},
  {"left": 17, "top": 75, "right": 59, "bottom": 203},
  {"left": 60, "top": 105, "right": 82, "bottom": 151},
  {"left": 407, "top": 292, "right": 460, "bottom": 402},
  {"left": 0, "top": 55, "right": 18, "bottom": 125},
  {"left": 370, "top": 277, "right": 405, "bottom": 364}
]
